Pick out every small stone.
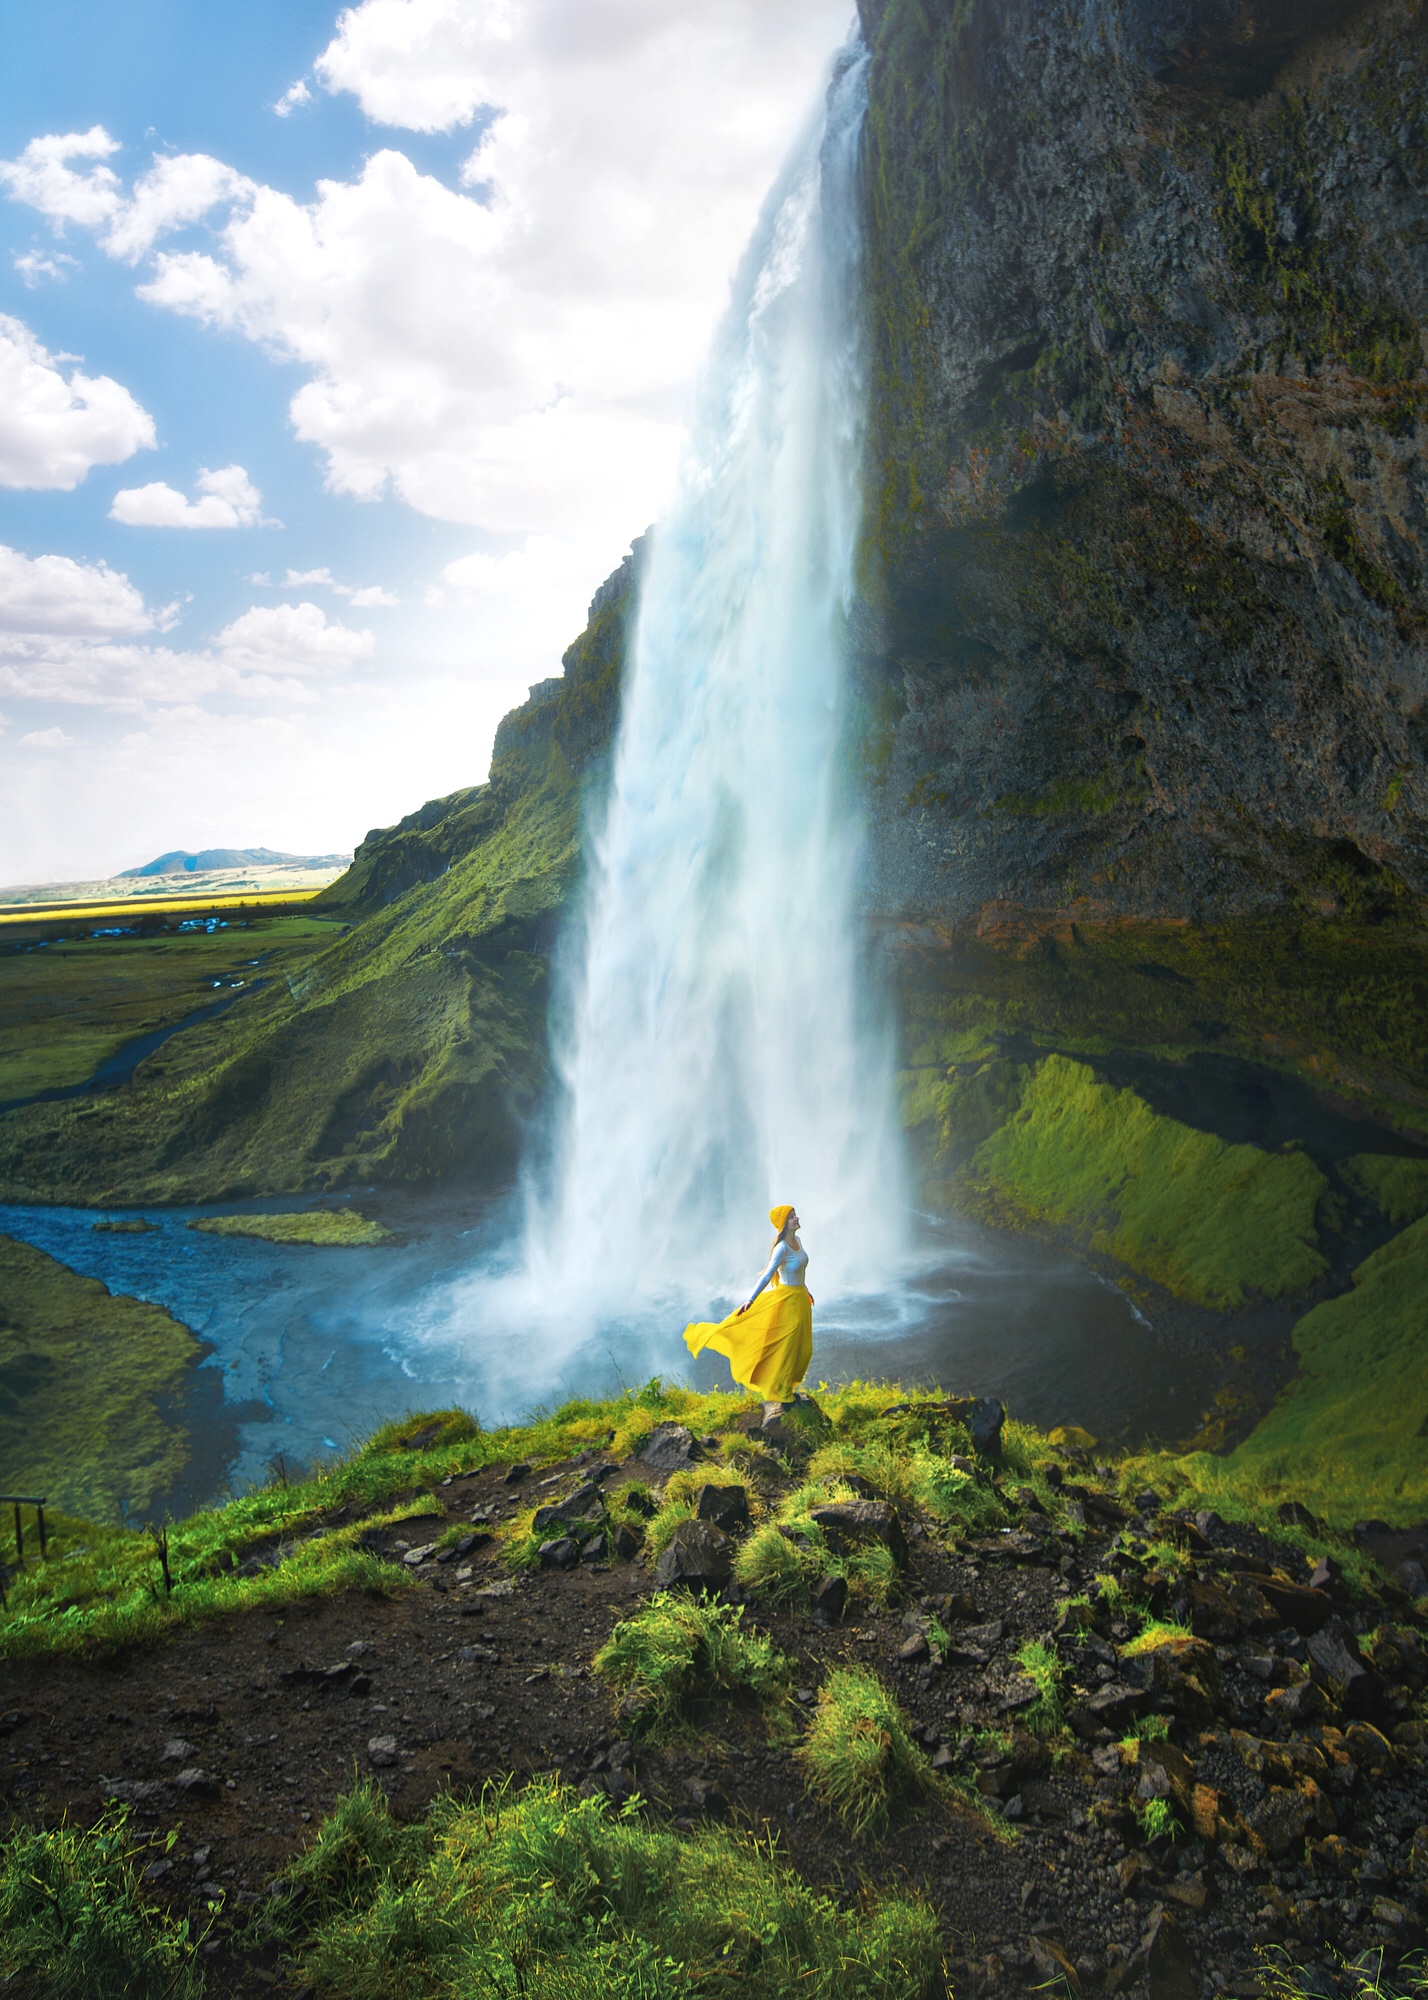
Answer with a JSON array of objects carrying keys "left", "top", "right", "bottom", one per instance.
[
  {"left": 898, "top": 1631, "right": 931, "bottom": 1663},
  {"left": 613, "top": 1522, "right": 644, "bottom": 1561},
  {"left": 402, "top": 1543, "right": 439, "bottom": 1568},
  {"left": 345, "top": 1640, "right": 371, "bottom": 1656},
  {"left": 538, "top": 1536, "right": 580, "bottom": 1569},
  {"left": 170, "top": 1767, "right": 220, "bottom": 1798},
  {"left": 808, "top": 1499, "right": 909, "bottom": 1567},
  {"left": 794, "top": 1686, "right": 817, "bottom": 1706},
  {"left": 1306, "top": 1616, "right": 1383, "bottom": 1717},
  {"left": 368, "top": 1735, "right": 398, "bottom": 1769},
  {"left": 810, "top": 1573, "right": 848, "bottom": 1623},
  {"left": 142, "top": 1857, "right": 174, "bottom": 1883},
  {"left": 160, "top": 1737, "right": 195, "bottom": 1762},
  {"left": 503, "top": 1462, "right": 531, "bottom": 1483}
]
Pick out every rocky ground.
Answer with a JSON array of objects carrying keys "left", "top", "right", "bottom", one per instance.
[{"left": 2, "top": 1405, "right": 1425, "bottom": 1999}]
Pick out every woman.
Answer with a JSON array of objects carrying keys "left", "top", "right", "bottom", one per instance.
[{"left": 682, "top": 1204, "right": 812, "bottom": 1400}]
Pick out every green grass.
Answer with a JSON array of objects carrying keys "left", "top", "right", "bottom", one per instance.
[
  {"left": 1133, "top": 1215, "right": 1428, "bottom": 1527},
  {"left": 1136, "top": 1797, "right": 1182, "bottom": 1845},
  {"left": 592, "top": 1593, "right": 790, "bottom": 1738},
  {"left": 0, "top": 1807, "right": 203, "bottom": 2000},
  {"left": 1342, "top": 1153, "right": 1428, "bottom": 1225},
  {"left": 276, "top": 1776, "right": 944, "bottom": 2000},
  {"left": 1014, "top": 1639, "right": 1066, "bottom": 1737},
  {"left": 0, "top": 1231, "right": 204, "bottom": 1523},
  {"left": 967, "top": 1054, "right": 1329, "bottom": 1308},
  {"left": 795, "top": 1667, "right": 937, "bottom": 1838},
  {"left": 188, "top": 1209, "right": 395, "bottom": 1247},
  {"left": 0, "top": 915, "right": 338, "bottom": 1104}
]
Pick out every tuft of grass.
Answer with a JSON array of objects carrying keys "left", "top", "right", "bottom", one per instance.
[
  {"left": 1136, "top": 1797, "right": 1182, "bottom": 1844},
  {"left": 592, "top": 1592, "right": 790, "bottom": 1737},
  {"left": 1014, "top": 1639, "right": 1066, "bottom": 1737},
  {"left": 276, "top": 1776, "right": 944, "bottom": 2000},
  {"left": 1341, "top": 1153, "right": 1428, "bottom": 1226},
  {"left": 0, "top": 1807, "right": 203, "bottom": 2000},
  {"left": 1123, "top": 1618, "right": 1194, "bottom": 1656},
  {"left": 795, "top": 1666, "right": 937, "bottom": 1837}
]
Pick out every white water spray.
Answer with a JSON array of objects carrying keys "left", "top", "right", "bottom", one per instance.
[{"left": 533, "top": 43, "right": 905, "bottom": 1316}]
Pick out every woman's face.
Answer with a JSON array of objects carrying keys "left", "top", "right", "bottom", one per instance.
[{"left": 787, "top": 1210, "right": 801, "bottom": 1237}]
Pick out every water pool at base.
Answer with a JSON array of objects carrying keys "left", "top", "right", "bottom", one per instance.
[{"left": 0, "top": 1187, "right": 1229, "bottom": 1515}]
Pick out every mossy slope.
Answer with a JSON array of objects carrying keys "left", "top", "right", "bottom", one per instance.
[
  {"left": 0, "top": 548, "right": 641, "bottom": 1206},
  {"left": 966, "top": 1053, "right": 1328, "bottom": 1309},
  {"left": 0, "top": 1233, "right": 203, "bottom": 1522},
  {"left": 1143, "top": 1213, "right": 1428, "bottom": 1527}
]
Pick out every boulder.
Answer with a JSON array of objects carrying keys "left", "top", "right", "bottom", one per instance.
[
  {"left": 538, "top": 1536, "right": 580, "bottom": 1570},
  {"left": 367, "top": 1735, "right": 398, "bottom": 1769},
  {"left": 1241, "top": 1571, "right": 1334, "bottom": 1635},
  {"left": 748, "top": 1397, "right": 832, "bottom": 1454},
  {"left": 1124, "top": 1635, "right": 1222, "bottom": 1722},
  {"left": 612, "top": 1522, "right": 644, "bottom": 1561},
  {"left": 808, "top": 1499, "right": 910, "bottom": 1567},
  {"left": 1307, "top": 1617, "right": 1383, "bottom": 1717},
  {"left": 693, "top": 1484, "right": 750, "bottom": 1533},
  {"left": 638, "top": 1424, "right": 703, "bottom": 1473},
  {"left": 653, "top": 1519, "right": 733, "bottom": 1591},
  {"left": 1244, "top": 1785, "right": 1317, "bottom": 1859}
]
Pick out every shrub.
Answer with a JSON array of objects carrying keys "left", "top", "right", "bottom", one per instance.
[
  {"left": 592, "top": 1592, "right": 790, "bottom": 1736},
  {"left": 0, "top": 1809, "right": 203, "bottom": 2000},
  {"left": 795, "top": 1666, "right": 936, "bottom": 1836}
]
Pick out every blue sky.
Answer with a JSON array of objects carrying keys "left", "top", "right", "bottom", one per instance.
[{"left": 0, "top": 0, "right": 847, "bottom": 882}]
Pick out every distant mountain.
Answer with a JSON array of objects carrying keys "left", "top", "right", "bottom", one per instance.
[{"left": 120, "top": 848, "right": 351, "bottom": 878}]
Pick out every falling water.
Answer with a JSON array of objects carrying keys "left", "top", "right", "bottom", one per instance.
[{"left": 533, "top": 42, "right": 905, "bottom": 1317}]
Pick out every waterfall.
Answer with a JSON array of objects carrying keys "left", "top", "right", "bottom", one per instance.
[{"left": 532, "top": 40, "right": 905, "bottom": 1318}]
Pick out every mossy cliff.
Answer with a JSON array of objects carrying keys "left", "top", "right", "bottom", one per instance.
[{"left": 0, "top": 546, "right": 642, "bottom": 1205}]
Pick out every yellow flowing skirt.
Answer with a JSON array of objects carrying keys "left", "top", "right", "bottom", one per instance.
[{"left": 683, "top": 1282, "right": 812, "bottom": 1401}]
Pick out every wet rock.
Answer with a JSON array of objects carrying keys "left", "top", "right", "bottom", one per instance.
[
  {"left": 1244, "top": 1786, "right": 1316, "bottom": 1859},
  {"left": 810, "top": 1574, "right": 848, "bottom": 1623},
  {"left": 367, "top": 1735, "right": 398, "bottom": 1769},
  {"left": 538, "top": 1536, "right": 580, "bottom": 1570},
  {"left": 808, "top": 1500, "right": 909, "bottom": 1567},
  {"left": 653, "top": 1519, "right": 733, "bottom": 1591},
  {"left": 612, "top": 1522, "right": 644, "bottom": 1561},
  {"left": 638, "top": 1424, "right": 703, "bottom": 1473},
  {"left": 693, "top": 1484, "right": 750, "bottom": 1533},
  {"left": 532, "top": 1482, "right": 605, "bottom": 1532},
  {"left": 1307, "top": 1617, "right": 1383, "bottom": 1717},
  {"left": 1068, "top": 1683, "right": 1151, "bottom": 1739},
  {"left": 1028, "top": 1937, "right": 1080, "bottom": 1996}
]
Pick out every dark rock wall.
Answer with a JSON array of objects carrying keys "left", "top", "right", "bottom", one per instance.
[{"left": 857, "top": 0, "right": 1428, "bottom": 925}]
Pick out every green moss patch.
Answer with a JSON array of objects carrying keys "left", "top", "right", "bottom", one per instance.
[
  {"left": 1341, "top": 1153, "right": 1428, "bottom": 1226},
  {"left": 1157, "top": 1216, "right": 1428, "bottom": 1528},
  {"left": 967, "top": 1055, "right": 1328, "bottom": 1308},
  {"left": 0, "top": 1233, "right": 203, "bottom": 1523},
  {"left": 187, "top": 1210, "right": 394, "bottom": 1247}
]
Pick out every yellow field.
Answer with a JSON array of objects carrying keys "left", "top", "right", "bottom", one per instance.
[{"left": 0, "top": 888, "right": 323, "bottom": 928}]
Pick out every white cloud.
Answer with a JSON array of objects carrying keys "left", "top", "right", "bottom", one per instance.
[
  {"left": 15, "top": 249, "right": 80, "bottom": 285},
  {"left": 214, "top": 601, "right": 374, "bottom": 674},
  {"left": 0, "top": 544, "right": 158, "bottom": 636},
  {"left": 110, "top": 463, "right": 271, "bottom": 529},
  {"left": 0, "top": 1, "right": 847, "bottom": 547},
  {"left": 0, "top": 313, "right": 155, "bottom": 490},
  {"left": 103, "top": 153, "right": 256, "bottom": 264},
  {"left": 281, "top": 566, "right": 399, "bottom": 607},
  {"left": 0, "top": 127, "right": 122, "bottom": 230},
  {"left": 275, "top": 80, "right": 314, "bottom": 118},
  {"left": 19, "top": 726, "right": 74, "bottom": 750}
]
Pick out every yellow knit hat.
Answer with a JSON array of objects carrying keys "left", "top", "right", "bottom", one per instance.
[{"left": 768, "top": 1204, "right": 795, "bottom": 1234}]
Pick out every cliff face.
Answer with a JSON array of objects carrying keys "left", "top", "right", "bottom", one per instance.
[{"left": 857, "top": 0, "right": 1428, "bottom": 927}]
